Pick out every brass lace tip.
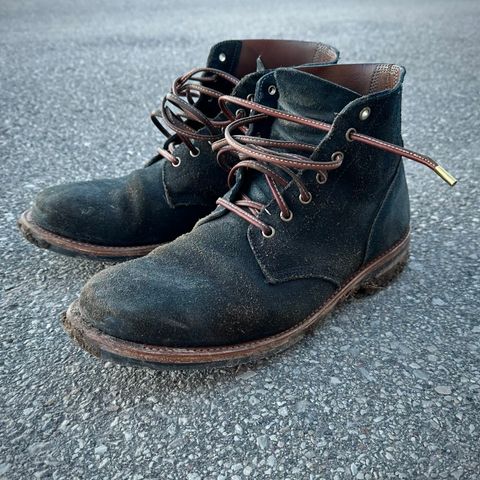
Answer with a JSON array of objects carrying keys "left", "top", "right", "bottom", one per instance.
[{"left": 434, "top": 166, "right": 457, "bottom": 186}]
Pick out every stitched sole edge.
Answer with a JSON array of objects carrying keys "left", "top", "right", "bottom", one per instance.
[
  {"left": 17, "top": 209, "right": 161, "bottom": 261},
  {"left": 61, "top": 231, "right": 410, "bottom": 369}
]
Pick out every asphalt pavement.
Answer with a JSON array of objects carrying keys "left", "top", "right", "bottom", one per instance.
[{"left": 1, "top": 0, "right": 479, "bottom": 478}]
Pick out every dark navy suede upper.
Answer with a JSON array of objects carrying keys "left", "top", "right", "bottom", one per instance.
[
  {"left": 79, "top": 212, "right": 337, "bottom": 346},
  {"left": 29, "top": 40, "right": 339, "bottom": 247},
  {"left": 31, "top": 160, "right": 215, "bottom": 246},
  {"left": 246, "top": 68, "right": 408, "bottom": 283},
  {"left": 78, "top": 64, "right": 411, "bottom": 348}
]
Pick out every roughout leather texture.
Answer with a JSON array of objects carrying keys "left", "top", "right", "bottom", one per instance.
[
  {"left": 78, "top": 63, "right": 411, "bottom": 348},
  {"left": 29, "top": 40, "right": 339, "bottom": 247}
]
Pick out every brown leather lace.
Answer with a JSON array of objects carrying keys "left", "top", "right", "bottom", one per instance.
[
  {"left": 213, "top": 95, "right": 457, "bottom": 237},
  {"left": 149, "top": 68, "right": 239, "bottom": 166}
]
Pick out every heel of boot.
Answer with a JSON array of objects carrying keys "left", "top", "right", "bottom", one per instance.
[{"left": 356, "top": 248, "right": 409, "bottom": 296}]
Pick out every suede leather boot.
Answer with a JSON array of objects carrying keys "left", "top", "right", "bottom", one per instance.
[
  {"left": 62, "top": 63, "right": 456, "bottom": 369},
  {"left": 18, "top": 39, "right": 339, "bottom": 260}
]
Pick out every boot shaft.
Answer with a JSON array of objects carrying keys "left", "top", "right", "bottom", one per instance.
[
  {"left": 214, "top": 63, "right": 412, "bottom": 284},
  {"left": 254, "top": 64, "right": 406, "bottom": 202}
]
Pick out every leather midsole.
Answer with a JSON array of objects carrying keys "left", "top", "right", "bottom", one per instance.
[{"left": 18, "top": 209, "right": 160, "bottom": 257}]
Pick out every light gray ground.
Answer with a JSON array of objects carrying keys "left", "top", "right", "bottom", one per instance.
[{"left": 1, "top": 0, "right": 479, "bottom": 478}]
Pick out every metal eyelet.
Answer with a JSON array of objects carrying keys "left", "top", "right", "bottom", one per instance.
[
  {"left": 189, "top": 147, "right": 200, "bottom": 158},
  {"left": 359, "top": 107, "right": 371, "bottom": 121},
  {"left": 219, "top": 53, "right": 226, "bottom": 62},
  {"left": 316, "top": 172, "right": 327, "bottom": 184},
  {"left": 262, "top": 227, "right": 276, "bottom": 238},
  {"left": 345, "top": 128, "right": 356, "bottom": 142},
  {"left": 299, "top": 192, "right": 312, "bottom": 204},
  {"left": 268, "top": 85, "right": 277, "bottom": 96},
  {"left": 246, "top": 94, "right": 254, "bottom": 101},
  {"left": 331, "top": 151, "right": 344, "bottom": 162},
  {"left": 235, "top": 108, "right": 245, "bottom": 118},
  {"left": 280, "top": 210, "right": 293, "bottom": 222},
  {"left": 172, "top": 157, "right": 182, "bottom": 167}
]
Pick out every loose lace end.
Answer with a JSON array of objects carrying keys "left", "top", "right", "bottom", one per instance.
[{"left": 434, "top": 166, "right": 457, "bottom": 186}]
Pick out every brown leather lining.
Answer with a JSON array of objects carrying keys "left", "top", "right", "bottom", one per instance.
[
  {"left": 298, "top": 63, "right": 402, "bottom": 95},
  {"left": 234, "top": 40, "right": 337, "bottom": 78}
]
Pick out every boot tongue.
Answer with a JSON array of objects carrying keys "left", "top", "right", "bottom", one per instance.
[
  {"left": 191, "top": 43, "right": 259, "bottom": 139},
  {"left": 244, "top": 68, "right": 361, "bottom": 204}
]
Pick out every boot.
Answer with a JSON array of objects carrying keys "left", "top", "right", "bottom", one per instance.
[
  {"left": 18, "top": 39, "right": 339, "bottom": 260},
  {"left": 62, "top": 63, "right": 456, "bottom": 368}
]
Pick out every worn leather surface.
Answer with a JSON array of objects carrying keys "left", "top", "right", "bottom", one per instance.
[{"left": 78, "top": 64, "right": 411, "bottom": 347}]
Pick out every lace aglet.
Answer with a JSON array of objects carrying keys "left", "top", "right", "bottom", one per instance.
[{"left": 434, "top": 165, "right": 457, "bottom": 186}]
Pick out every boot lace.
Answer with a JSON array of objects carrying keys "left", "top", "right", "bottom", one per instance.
[
  {"left": 212, "top": 95, "right": 457, "bottom": 238},
  {"left": 148, "top": 68, "right": 239, "bottom": 167}
]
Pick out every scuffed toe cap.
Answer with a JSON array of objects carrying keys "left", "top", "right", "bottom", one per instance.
[
  {"left": 31, "top": 183, "right": 82, "bottom": 236},
  {"left": 78, "top": 257, "right": 202, "bottom": 347},
  {"left": 30, "top": 179, "right": 127, "bottom": 245},
  {"left": 28, "top": 163, "right": 210, "bottom": 247}
]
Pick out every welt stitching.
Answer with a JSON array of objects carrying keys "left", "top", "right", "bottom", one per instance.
[{"left": 29, "top": 217, "right": 160, "bottom": 251}]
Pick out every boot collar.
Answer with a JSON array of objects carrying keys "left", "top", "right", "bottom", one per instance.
[{"left": 206, "top": 39, "right": 339, "bottom": 77}]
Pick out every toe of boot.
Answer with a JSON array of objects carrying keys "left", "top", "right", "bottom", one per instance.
[
  {"left": 31, "top": 183, "right": 80, "bottom": 237},
  {"left": 29, "top": 163, "right": 210, "bottom": 247},
  {"left": 30, "top": 180, "right": 121, "bottom": 245},
  {"left": 77, "top": 257, "right": 199, "bottom": 347}
]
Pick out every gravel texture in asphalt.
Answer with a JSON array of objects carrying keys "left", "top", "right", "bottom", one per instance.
[{"left": 1, "top": 0, "right": 479, "bottom": 478}]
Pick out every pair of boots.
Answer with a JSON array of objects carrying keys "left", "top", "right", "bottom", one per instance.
[{"left": 18, "top": 39, "right": 456, "bottom": 369}]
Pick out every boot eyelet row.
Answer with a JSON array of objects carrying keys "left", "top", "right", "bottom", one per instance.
[
  {"left": 262, "top": 226, "right": 276, "bottom": 238},
  {"left": 172, "top": 157, "right": 182, "bottom": 167},
  {"left": 299, "top": 192, "right": 312, "bottom": 204},
  {"left": 189, "top": 147, "right": 200, "bottom": 158},
  {"left": 280, "top": 210, "right": 293, "bottom": 222},
  {"left": 359, "top": 107, "right": 371, "bottom": 120}
]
